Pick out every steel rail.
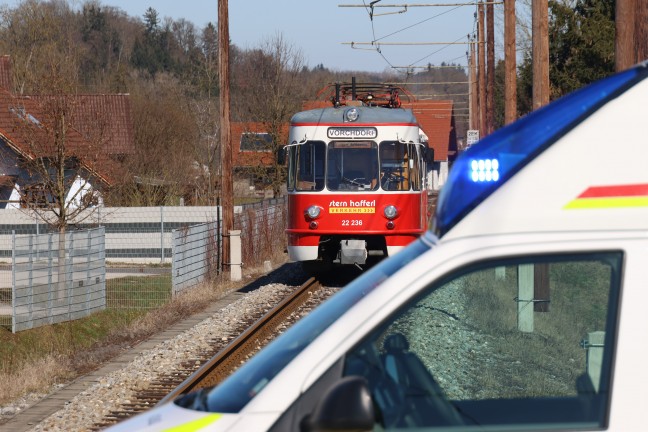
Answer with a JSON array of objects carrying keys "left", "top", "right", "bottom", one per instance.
[{"left": 158, "top": 277, "right": 321, "bottom": 404}]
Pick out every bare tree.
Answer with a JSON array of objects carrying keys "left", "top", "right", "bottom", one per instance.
[
  {"left": 104, "top": 73, "right": 199, "bottom": 206},
  {"left": 232, "top": 33, "right": 307, "bottom": 197},
  {"left": 2, "top": 16, "right": 109, "bottom": 297}
]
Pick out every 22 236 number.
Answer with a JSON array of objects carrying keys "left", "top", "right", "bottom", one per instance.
[{"left": 342, "top": 220, "right": 363, "bottom": 226}]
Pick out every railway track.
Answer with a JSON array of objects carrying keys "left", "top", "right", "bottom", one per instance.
[{"left": 90, "top": 277, "right": 325, "bottom": 430}]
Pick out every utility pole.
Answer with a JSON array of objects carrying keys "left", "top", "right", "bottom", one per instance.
[
  {"left": 486, "top": 0, "right": 495, "bottom": 134},
  {"left": 218, "top": 0, "right": 233, "bottom": 275},
  {"left": 616, "top": 0, "right": 648, "bottom": 72},
  {"left": 636, "top": 1, "right": 648, "bottom": 64},
  {"left": 532, "top": 0, "right": 550, "bottom": 311},
  {"left": 532, "top": 0, "right": 549, "bottom": 109},
  {"left": 478, "top": 1, "right": 486, "bottom": 138},
  {"left": 616, "top": 0, "right": 635, "bottom": 71},
  {"left": 470, "top": 36, "right": 478, "bottom": 131},
  {"left": 504, "top": 0, "right": 517, "bottom": 125}
]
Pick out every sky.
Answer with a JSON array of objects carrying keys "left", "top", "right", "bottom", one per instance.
[{"left": 5, "top": 0, "right": 480, "bottom": 74}]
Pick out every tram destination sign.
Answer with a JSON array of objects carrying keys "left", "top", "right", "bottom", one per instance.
[{"left": 327, "top": 127, "right": 377, "bottom": 139}]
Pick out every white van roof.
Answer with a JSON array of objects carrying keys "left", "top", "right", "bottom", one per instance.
[{"left": 434, "top": 62, "right": 648, "bottom": 240}]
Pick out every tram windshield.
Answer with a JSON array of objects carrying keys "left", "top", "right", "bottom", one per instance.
[
  {"left": 327, "top": 141, "right": 379, "bottom": 191},
  {"left": 288, "top": 140, "right": 422, "bottom": 192}
]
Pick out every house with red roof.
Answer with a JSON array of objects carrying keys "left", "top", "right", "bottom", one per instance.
[
  {"left": 0, "top": 55, "right": 134, "bottom": 208},
  {"left": 403, "top": 100, "right": 457, "bottom": 191},
  {"left": 231, "top": 121, "right": 289, "bottom": 197}
]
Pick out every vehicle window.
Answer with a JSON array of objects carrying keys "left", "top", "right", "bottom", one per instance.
[
  {"left": 379, "top": 142, "right": 411, "bottom": 191},
  {"left": 344, "top": 253, "right": 621, "bottom": 430},
  {"left": 292, "top": 141, "right": 325, "bottom": 191},
  {"left": 327, "top": 141, "right": 379, "bottom": 191}
]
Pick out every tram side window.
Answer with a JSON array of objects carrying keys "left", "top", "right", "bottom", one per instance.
[
  {"left": 380, "top": 142, "right": 411, "bottom": 191},
  {"left": 343, "top": 252, "right": 621, "bottom": 430},
  {"left": 409, "top": 144, "right": 421, "bottom": 191},
  {"left": 294, "top": 141, "right": 325, "bottom": 191}
]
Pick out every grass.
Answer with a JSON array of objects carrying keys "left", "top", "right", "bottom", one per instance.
[
  {"left": 106, "top": 274, "right": 172, "bottom": 309},
  {"left": 0, "top": 256, "right": 286, "bottom": 407},
  {"left": 460, "top": 260, "right": 612, "bottom": 399}
]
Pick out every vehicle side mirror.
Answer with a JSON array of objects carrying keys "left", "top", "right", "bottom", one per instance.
[
  {"left": 302, "top": 376, "right": 375, "bottom": 432},
  {"left": 277, "top": 147, "right": 286, "bottom": 165},
  {"left": 425, "top": 147, "right": 435, "bottom": 165}
]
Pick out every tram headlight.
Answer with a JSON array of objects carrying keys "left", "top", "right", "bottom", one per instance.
[
  {"left": 305, "top": 205, "right": 322, "bottom": 219},
  {"left": 383, "top": 205, "right": 398, "bottom": 219},
  {"left": 345, "top": 108, "right": 359, "bottom": 122}
]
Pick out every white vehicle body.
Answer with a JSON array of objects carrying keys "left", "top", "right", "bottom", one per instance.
[{"left": 109, "top": 64, "right": 648, "bottom": 431}]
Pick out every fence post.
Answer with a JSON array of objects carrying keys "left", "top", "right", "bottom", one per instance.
[
  {"left": 171, "top": 228, "right": 177, "bottom": 297},
  {"left": 229, "top": 230, "right": 242, "bottom": 281},
  {"left": 160, "top": 206, "right": 165, "bottom": 263},
  {"left": 11, "top": 230, "right": 15, "bottom": 333},
  {"left": 86, "top": 229, "right": 91, "bottom": 311},
  {"left": 67, "top": 232, "right": 73, "bottom": 319}
]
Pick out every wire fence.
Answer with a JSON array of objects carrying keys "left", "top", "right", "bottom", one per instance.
[
  {"left": 2, "top": 227, "right": 106, "bottom": 332},
  {"left": 0, "top": 198, "right": 287, "bottom": 331},
  {"left": 172, "top": 220, "right": 220, "bottom": 296},
  {"left": 237, "top": 200, "right": 287, "bottom": 268}
]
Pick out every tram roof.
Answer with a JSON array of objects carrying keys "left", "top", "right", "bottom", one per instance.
[{"left": 290, "top": 105, "right": 418, "bottom": 126}]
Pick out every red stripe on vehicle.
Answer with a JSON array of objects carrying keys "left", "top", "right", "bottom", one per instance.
[{"left": 577, "top": 183, "right": 648, "bottom": 198}]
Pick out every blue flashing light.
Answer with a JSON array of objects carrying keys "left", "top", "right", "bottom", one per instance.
[
  {"left": 471, "top": 159, "right": 499, "bottom": 183},
  {"left": 433, "top": 63, "right": 648, "bottom": 238}
]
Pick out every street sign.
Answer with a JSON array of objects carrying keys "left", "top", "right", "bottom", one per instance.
[{"left": 467, "top": 130, "right": 479, "bottom": 146}]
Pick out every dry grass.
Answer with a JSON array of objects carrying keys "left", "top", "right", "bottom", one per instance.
[{"left": 0, "top": 254, "right": 287, "bottom": 406}]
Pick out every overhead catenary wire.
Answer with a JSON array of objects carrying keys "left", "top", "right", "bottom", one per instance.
[
  {"left": 352, "top": 0, "right": 486, "bottom": 72},
  {"left": 345, "top": 1, "right": 491, "bottom": 135},
  {"left": 339, "top": 2, "right": 503, "bottom": 7}
]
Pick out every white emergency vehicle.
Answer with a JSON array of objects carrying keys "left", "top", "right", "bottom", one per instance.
[{"left": 108, "top": 62, "right": 648, "bottom": 431}]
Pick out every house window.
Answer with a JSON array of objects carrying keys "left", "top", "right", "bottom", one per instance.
[{"left": 240, "top": 133, "right": 272, "bottom": 151}]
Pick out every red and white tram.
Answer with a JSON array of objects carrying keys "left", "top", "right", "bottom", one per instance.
[{"left": 285, "top": 83, "right": 432, "bottom": 270}]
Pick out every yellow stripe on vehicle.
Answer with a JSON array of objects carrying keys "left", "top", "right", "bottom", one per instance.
[
  {"left": 564, "top": 196, "right": 648, "bottom": 209},
  {"left": 164, "top": 414, "right": 223, "bottom": 432}
]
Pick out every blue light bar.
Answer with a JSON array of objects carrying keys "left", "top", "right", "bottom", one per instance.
[
  {"left": 470, "top": 159, "right": 499, "bottom": 182},
  {"left": 433, "top": 63, "right": 648, "bottom": 237}
]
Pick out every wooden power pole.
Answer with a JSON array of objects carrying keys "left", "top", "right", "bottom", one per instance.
[
  {"left": 486, "top": 0, "right": 495, "bottom": 134},
  {"left": 637, "top": 1, "right": 648, "bottom": 63},
  {"left": 478, "top": 2, "right": 486, "bottom": 138},
  {"left": 616, "top": 0, "right": 635, "bottom": 71},
  {"left": 532, "top": 0, "right": 549, "bottom": 109},
  {"left": 470, "top": 37, "right": 478, "bottom": 131},
  {"left": 531, "top": 0, "right": 550, "bottom": 311},
  {"left": 218, "top": 0, "right": 233, "bottom": 274},
  {"left": 615, "top": 0, "right": 648, "bottom": 72},
  {"left": 504, "top": 0, "right": 517, "bottom": 125}
]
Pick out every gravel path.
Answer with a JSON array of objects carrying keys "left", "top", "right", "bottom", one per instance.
[{"left": 29, "top": 282, "right": 299, "bottom": 432}]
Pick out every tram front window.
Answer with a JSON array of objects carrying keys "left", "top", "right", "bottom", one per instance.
[
  {"left": 327, "top": 141, "right": 379, "bottom": 191},
  {"left": 290, "top": 141, "right": 325, "bottom": 191},
  {"left": 380, "top": 142, "right": 416, "bottom": 191}
]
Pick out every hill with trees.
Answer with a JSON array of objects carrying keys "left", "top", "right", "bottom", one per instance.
[{"left": 0, "top": 0, "right": 617, "bottom": 205}]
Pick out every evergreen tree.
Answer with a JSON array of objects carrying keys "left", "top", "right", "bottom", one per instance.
[{"left": 516, "top": 0, "right": 615, "bottom": 116}]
